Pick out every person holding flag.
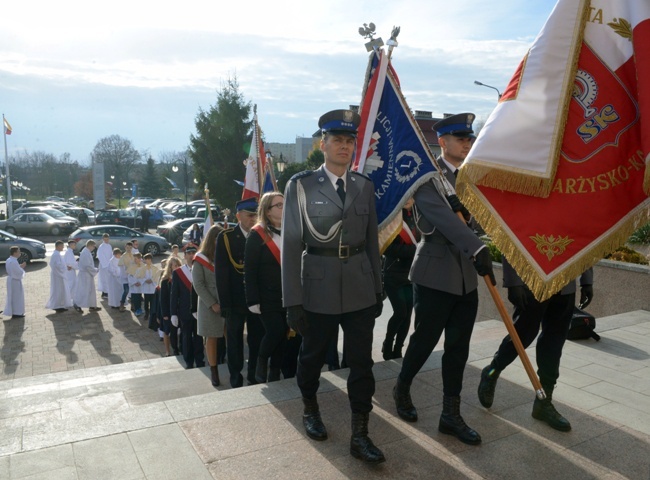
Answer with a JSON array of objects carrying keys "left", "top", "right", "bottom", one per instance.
[
  {"left": 282, "top": 109, "right": 385, "bottom": 464},
  {"left": 392, "top": 113, "right": 495, "bottom": 447}
]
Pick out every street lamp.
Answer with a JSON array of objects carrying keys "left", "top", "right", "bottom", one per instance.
[
  {"left": 276, "top": 153, "right": 287, "bottom": 173},
  {"left": 474, "top": 80, "right": 502, "bottom": 100}
]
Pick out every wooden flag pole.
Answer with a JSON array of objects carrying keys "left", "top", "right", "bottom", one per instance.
[{"left": 453, "top": 210, "right": 545, "bottom": 400}]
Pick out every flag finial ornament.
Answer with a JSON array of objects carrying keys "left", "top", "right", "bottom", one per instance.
[{"left": 358, "top": 22, "right": 384, "bottom": 51}]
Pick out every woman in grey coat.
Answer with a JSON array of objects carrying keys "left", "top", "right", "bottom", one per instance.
[{"left": 192, "top": 224, "right": 224, "bottom": 387}]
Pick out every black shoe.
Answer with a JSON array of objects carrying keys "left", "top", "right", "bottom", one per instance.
[
  {"left": 101, "top": 293, "right": 108, "bottom": 298},
  {"left": 231, "top": 373, "right": 244, "bottom": 389},
  {"left": 393, "top": 378, "right": 418, "bottom": 422},
  {"left": 11, "top": 314, "right": 25, "bottom": 319},
  {"left": 478, "top": 365, "right": 500, "bottom": 408},
  {"left": 532, "top": 397, "right": 572, "bottom": 431},
  {"left": 350, "top": 413, "right": 385, "bottom": 464},
  {"left": 255, "top": 357, "right": 268, "bottom": 384},
  {"left": 54, "top": 308, "right": 68, "bottom": 313},
  {"left": 382, "top": 339, "right": 393, "bottom": 361},
  {"left": 173, "top": 350, "right": 180, "bottom": 356},
  {"left": 89, "top": 307, "right": 102, "bottom": 312},
  {"left": 210, "top": 366, "right": 220, "bottom": 387},
  {"left": 439, "top": 396, "right": 481, "bottom": 445},
  {"left": 302, "top": 396, "right": 328, "bottom": 441}
]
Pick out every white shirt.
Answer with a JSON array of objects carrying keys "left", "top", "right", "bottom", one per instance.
[{"left": 323, "top": 164, "right": 346, "bottom": 192}]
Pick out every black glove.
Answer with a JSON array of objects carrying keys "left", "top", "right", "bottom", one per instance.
[
  {"left": 507, "top": 285, "right": 529, "bottom": 311},
  {"left": 287, "top": 305, "right": 307, "bottom": 335},
  {"left": 473, "top": 248, "right": 496, "bottom": 285},
  {"left": 221, "top": 307, "right": 232, "bottom": 320},
  {"left": 579, "top": 285, "right": 593, "bottom": 308},
  {"left": 446, "top": 194, "right": 471, "bottom": 222},
  {"left": 375, "top": 293, "right": 384, "bottom": 318}
]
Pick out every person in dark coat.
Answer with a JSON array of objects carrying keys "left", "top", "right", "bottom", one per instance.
[
  {"left": 381, "top": 197, "right": 418, "bottom": 360},
  {"left": 245, "top": 191, "right": 286, "bottom": 383},
  {"left": 140, "top": 205, "right": 151, "bottom": 232},
  {"left": 477, "top": 260, "right": 594, "bottom": 431},
  {"left": 159, "top": 257, "right": 181, "bottom": 357},
  {"left": 170, "top": 246, "right": 203, "bottom": 368},
  {"left": 215, "top": 197, "right": 264, "bottom": 388}
]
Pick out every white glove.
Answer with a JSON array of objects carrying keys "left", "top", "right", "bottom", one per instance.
[
  {"left": 192, "top": 312, "right": 198, "bottom": 319},
  {"left": 248, "top": 304, "right": 261, "bottom": 314},
  {"left": 171, "top": 315, "right": 179, "bottom": 327}
]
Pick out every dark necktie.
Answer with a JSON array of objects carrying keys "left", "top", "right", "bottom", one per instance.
[
  {"left": 336, "top": 178, "right": 346, "bottom": 204},
  {"left": 454, "top": 169, "right": 458, "bottom": 177}
]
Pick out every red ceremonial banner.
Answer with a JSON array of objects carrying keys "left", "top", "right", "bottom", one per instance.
[{"left": 458, "top": 2, "right": 650, "bottom": 300}]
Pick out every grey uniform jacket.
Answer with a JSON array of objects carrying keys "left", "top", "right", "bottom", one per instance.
[
  {"left": 281, "top": 165, "right": 382, "bottom": 314},
  {"left": 502, "top": 258, "right": 593, "bottom": 295},
  {"left": 408, "top": 164, "right": 485, "bottom": 295}
]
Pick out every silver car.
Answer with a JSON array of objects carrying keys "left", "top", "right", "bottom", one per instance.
[
  {"left": 68, "top": 225, "right": 170, "bottom": 256},
  {"left": 0, "top": 229, "right": 47, "bottom": 264},
  {"left": 0, "top": 212, "right": 78, "bottom": 236}
]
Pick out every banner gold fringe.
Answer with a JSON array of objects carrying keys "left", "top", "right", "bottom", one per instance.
[
  {"left": 457, "top": 181, "right": 650, "bottom": 302},
  {"left": 379, "top": 214, "right": 402, "bottom": 255},
  {"left": 459, "top": 0, "right": 591, "bottom": 199}
]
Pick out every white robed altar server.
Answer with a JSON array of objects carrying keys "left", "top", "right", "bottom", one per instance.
[
  {"left": 73, "top": 240, "right": 100, "bottom": 312},
  {"left": 96, "top": 234, "right": 113, "bottom": 295},
  {"left": 45, "top": 241, "right": 73, "bottom": 311},
  {"left": 107, "top": 249, "right": 124, "bottom": 308},
  {"left": 4, "top": 246, "right": 26, "bottom": 318},
  {"left": 64, "top": 241, "right": 79, "bottom": 301}
]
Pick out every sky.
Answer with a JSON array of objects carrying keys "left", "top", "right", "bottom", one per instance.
[{"left": 0, "top": 0, "right": 559, "bottom": 164}]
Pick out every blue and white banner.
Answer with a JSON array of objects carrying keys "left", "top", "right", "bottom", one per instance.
[{"left": 354, "top": 50, "right": 438, "bottom": 250}]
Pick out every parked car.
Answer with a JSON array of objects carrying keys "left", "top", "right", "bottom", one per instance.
[
  {"left": 195, "top": 207, "right": 221, "bottom": 220},
  {"left": 127, "top": 197, "right": 155, "bottom": 207},
  {"left": 0, "top": 212, "right": 77, "bottom": 236},
  {"left": 58, "top": 207, "right": 96, "bottom": 225},
  {"left": 68, "top": 225, "right": 170, "bottom": 256},
  {"left": 182, "top": 222, "right": 236, "bottom": 246},
  {"left": 156, "top": 217, "right": 203, "bottom": 246},
  {"left": 46, "top": 196, "right": 66, "bottom": 202},
  {"left": 0, "top": 229, "right": 47, "bottom": 264},
  {"left": 14, "top": 206, "right": 80, "bottom": 226},
  {"left": 96, "top": 208, "right": 174, "bottom": 228}
]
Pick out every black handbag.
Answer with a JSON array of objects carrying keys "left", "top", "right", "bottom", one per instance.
[{"left": 567, "top": 306, "right": 600, "bottom": 341}]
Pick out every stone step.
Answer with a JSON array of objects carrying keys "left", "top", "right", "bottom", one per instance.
[{"left": 2, "top": 310, "right": 649, "bottom": 459}]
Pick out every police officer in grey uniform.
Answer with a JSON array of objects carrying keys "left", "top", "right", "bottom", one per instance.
[
  {"left": 282, "top": 109, "right": 385, "bottom": 464},
  {"left": 478, "top": 260, "right": 593, "bottom": 431},
  {"left": 392, "top": 113, "right": 495, "bottom": 446}
]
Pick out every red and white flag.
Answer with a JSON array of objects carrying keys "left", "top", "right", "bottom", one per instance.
[
  {"left": 458, "top": 0, "right": 650, "bottom": 301},
  {"left": 3, "top": 117, "right": 11, "bottom": 136},
  {"left": 242, "top": 109, "right": 267, "bottom": 200}
]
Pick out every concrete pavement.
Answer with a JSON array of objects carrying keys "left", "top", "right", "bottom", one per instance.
[{"left": 1, "top": 247, "right": 650, "bottom": 478}]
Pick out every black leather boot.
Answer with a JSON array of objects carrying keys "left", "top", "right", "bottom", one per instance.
[
  {"left": 255, "top": 357, "right": 268, "bottom": 384},
  {"left": 477, "top": 363, "right": 501, "bottom": 408},
  {"left": 439, "top": 395, "right": 481, "bottom": 445},
  {"left": 393, "top": 377, "right": 418, "bottom": 422},
  {"left": 382, "top": 338, "right": 394, "bottom": 361},
  {"left": 302, "top": 396, "right": 328, "bottom": 441},
  {"left": 392, "top": 345, "right": 403, "bottom": 359},
  {"left": 268, "top": 367, "right": 281, "bottom": 382},
  {"left": 350, "top": 412, "right": 386, "bottom": 464},
  {"left": 532, "top": 385, "right": 571, "bottom": 431}
]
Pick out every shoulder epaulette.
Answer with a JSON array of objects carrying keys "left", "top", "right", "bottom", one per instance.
[
  {"left": 290, "top": 170, "right": 314, "bottom": 181},
  {"left": 350, "top": 170, "right": 371, "bottom": 181}
]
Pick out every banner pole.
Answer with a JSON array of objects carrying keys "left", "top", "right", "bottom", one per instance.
[{"left": 452, "top": 210, "right": 545, "bottom": 400}]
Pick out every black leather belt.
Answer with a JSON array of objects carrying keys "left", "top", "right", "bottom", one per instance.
[
  {"left": 306, "top": 242, "right": 366, "bottom": 259},
  {"left": 423, "top": 234, "right": 452, "bottom": 246}
]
